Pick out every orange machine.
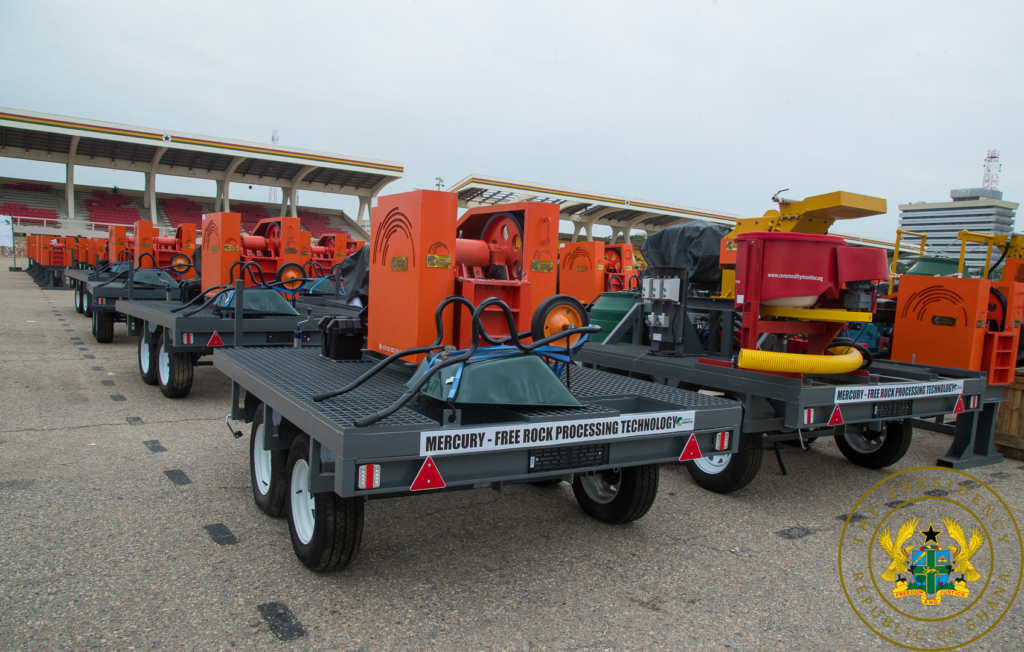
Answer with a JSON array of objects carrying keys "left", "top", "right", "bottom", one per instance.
[
  {"left": 604, "top": 242, "right": 640, "bottom": 291},
  {"left": 200, "top": 213, "right": 310, "bottom": 292},
  {"left": 108, "top": 225, "right": 133, "bottom": 263},
  {"left": 891, "top": 230, "right": 1024, "bottom": 385},
  {"left": 133, "top": 221, "right": 197, "bottom": 279},
  {"left": 310, "top": 232, "right": 360, "bottom": 272},
  {"left": 368, "top": 191, "right": 561, "bottom": 361},
  {"left": 26, "top": 235, "right": 38, "bottom": 263},
  {"left": 559, "top": 240, "right": 641, "bottom": 303},
  {"left": 47, "top": 236, "right": 76, "bottom": 267}
]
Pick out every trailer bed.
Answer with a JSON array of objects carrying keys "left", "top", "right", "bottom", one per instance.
[{"left": 217, "top": 347, "right": 743, "bottom": 498}]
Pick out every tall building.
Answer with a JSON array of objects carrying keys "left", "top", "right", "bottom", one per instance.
[{"left": 898, "top": 188, "right": 1018, "bottom": 274}]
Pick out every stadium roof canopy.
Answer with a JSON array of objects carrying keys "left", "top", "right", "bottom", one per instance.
[
  {"left": 0, "top": 107, "right": 402, "bottom": 235},
  {"left": 449, "top": 174, "right": 914, "bottom": 253}
]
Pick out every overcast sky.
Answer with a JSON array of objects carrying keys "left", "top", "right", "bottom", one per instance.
[{"left": 1, "top": 0, "right": 1021, "bottom": 238}]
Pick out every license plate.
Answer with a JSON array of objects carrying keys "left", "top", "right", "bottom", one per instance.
[{"left": 873, "top": 400, "right": 912, "bottom": 418}]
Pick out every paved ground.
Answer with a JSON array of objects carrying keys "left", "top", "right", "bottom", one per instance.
[{"left": 1, "top": 259, "right": 1022, "bottom": 651}]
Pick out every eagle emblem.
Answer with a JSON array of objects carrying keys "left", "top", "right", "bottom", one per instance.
[{"left": 878, "top": 518, "right": 982, "bottom": 605}]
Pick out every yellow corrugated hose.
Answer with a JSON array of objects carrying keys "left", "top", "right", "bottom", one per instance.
[{"left": 737, "top": 346, "right": 863, "bottom": 374}]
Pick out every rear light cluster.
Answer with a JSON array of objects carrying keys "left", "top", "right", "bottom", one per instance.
[
  {"left": 803, "top": 408, "right": 815, "bottom": 425},
  {"left": 713, "top": 431, "right": 730, "bottom": 451},
  {"left": 97, "top": 297, "right": 104, "bottom": 305},
  {"left": 182, "top": 333, "right": 194, "bottom": 345},
  {"left": 357, "top": 464, "right": 380, "bottom": 490},
  {"left": 968, "top": 395, "right": 980, "bottom": 409}
]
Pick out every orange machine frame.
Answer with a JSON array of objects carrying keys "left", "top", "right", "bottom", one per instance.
[
  {"left": 368, "top": 191, "right": 458, "bottom": 361},
  {"left": 310, "top": 232, "right": 357, "bottom": 272},
  {"left": 560, "top": 241, "right": 606, "bottom": 303},
  {"left": 26, "top": 235, "right": 39, "bottom": 263},
  {"left": 453, "top": 202, "right": 559, "bottom": 349},
  {"left": 47, "top": 236, "right": 76, "bottom": 267},
  {"left": 604, "top": 242, "right": 639, "bottom": 291},
  {"left": 200, "top": 213, "right": 309, "bottom": 292},
  {"left": 891, "top": 276, "right": 1024, "bottom": 385},
  {"left": 108, "top": 225, "right": 132, "bottom": 263},
  {"left": 368, "top": 192, "right": 562, "bottom": 361},
  {"left": 134, "top": 221, "right": 197, "bottom": 279}
]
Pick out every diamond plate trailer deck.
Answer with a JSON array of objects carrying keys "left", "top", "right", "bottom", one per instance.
[
  {"left": 215, "top": 347, "right": 743, "bottom": 570},
  {"left": 575, "top": 341, "right": 1003, "bottom": 475}
]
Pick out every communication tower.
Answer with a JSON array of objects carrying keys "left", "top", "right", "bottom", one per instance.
[
  {"left": 983, "top": 149, "right": 1001, "bottom": 190},
  {"left": 269, "top": 130, "right": 280, "bottom": 203}
]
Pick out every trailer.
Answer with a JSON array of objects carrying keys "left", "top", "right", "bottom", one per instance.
[
  {"left": 83, "top": 266, "right": 186, "bottom": 344},
  {"left": 116, "top": 281, "right": 354, "bottom": 398},
  {"left": 574, "top": 190, "right": 1005, "bottom": 492},
  {"left": 575, "top": 341, "right": 1002, "bottom": 490},
  {"left": 218, "top": 346, "right": 742, "bottom": 571}
]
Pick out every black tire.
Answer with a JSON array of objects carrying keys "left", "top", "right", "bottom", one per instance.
[
  {"left": 138, "top": 333, "right": 158, "bottom": 385},
  {"left": 157, "top": 334, "right": 194, "bottom": 398},
  {"left": 250, "top": 406, "right": 287, "bottom": 517},
  {"left": 94, "top": 310, "right": 114, "bottom": 343},
  {"left": 531, "top": 294, "right": 589, "bottom": 344},
  {"left": 286, "top": 434, "right": 363, "bottom": 571},
  {"left": 192, "top": 247, "right": 202, "bottom": 277},
  {"left": 83, "top": 290, "right": 93, "bottom": 317},
  {"left": 834, "top": 419, "right": 913, "bottom": 469},
  {"left": 572, "top": 465, "right": 659, "bottom": 524},
  {"left": 74, "top": 284, "right": 84, "bottom": 314},
  {"left": 685, "top": 431, "right": 763, "bottom": 493}
]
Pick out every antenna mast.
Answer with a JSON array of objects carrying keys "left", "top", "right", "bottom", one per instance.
[{"left": 983, "top": 149, "right": 1001, "bottom": 190}]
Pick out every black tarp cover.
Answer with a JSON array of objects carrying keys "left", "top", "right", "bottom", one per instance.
[
  {"left": 639, "top": 220, "right": 731, "bottom": 285},
  {"left": 340, "top": 245, "right": 370, "bottom": 303}
]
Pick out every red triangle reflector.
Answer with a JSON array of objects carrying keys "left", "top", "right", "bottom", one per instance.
[
  {"left": 679, "top": 433, "right": 702, "bottom": 461},
  {"left": 828, "top": 404, "right": 844, "bottom": 426},
  {"left": 953, "top": 395, "right": 965, "bottom": 415},
  {"left": 207, "top": 331, "right": 224, "bottom": 347},
  {"left": 410, "top": 456, "right": 445, "bottom": 491}
]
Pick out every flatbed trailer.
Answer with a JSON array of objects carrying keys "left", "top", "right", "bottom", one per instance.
[
  {"left": 576, "top": 341, "right": 1003, "bottom": 492},
  {"left": 116, "top": 290, "right": 354, "bottom": 398},
  {"left": 28, "top": 262, "right": 72, "bottom": 290},
  {"left": 66, "top": 267, "right": 115, "bottom": 315},
  {"left": 85, "top": 277, "right": 182, "bottom": 343},
  {"left": 216, "top": 347, "right": 742, "bottom": 571}
]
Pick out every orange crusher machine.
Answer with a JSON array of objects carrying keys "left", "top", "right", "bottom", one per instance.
[
  {"left": 309, "top": 232, "right": 364, "bottom": 273},
  {"left": 200, "top": 213, "right": 311, "bottom": 293},
  {"left": 368, "top": 190, "right": 577, "bottom": 362},
  {"left": 559, "top": 240, "right": 641, "bottom": 303},
  {"left": 28, "top": 234, "right": 76, "bottom": 288},
  {"left": 132, "top": 220, "right": 198, "bottom": 280},
  {"left": 106, "top": 225, "right": 135, "bottom": 264},
  {"left": 75, "top": 237, "right": 106, "bottom": 269},
  {"left": 889, "top": 230, "right": 1024, "bottom": 385}
]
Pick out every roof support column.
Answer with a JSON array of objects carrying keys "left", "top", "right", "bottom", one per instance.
[
  {"left": 279, "top": 189, "right": 288, "bottom": 216},
  {"left": 147, "top": 147, "right": 167, "bottom": 226},
  {"left": 214, "top": 181, "right": 223, "bottom": 212},
  {"left": 66, "top": 136, "right": 79, "bottom": 222},
  {"left": 357, "top": 196, "right": 370, "bottom": 230},
  {"left": 221, "top": 157, "right": 245, "bottom": 212},
  {"left": 287, "top": 165, "right": 316, "bottom": 219}
]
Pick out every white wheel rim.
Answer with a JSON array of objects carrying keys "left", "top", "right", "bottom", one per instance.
[
  {"left": 84, "top": 292, "right": 90, "bottom": 310},
  {"left": 140, "top": 339, "right": 151, "bottom": 374},
  {"left": 693, "top": 454, "right": 732, "bottom": 475},
  {"left": 253, "top": 424, "right": 272, "bottom": 497},
  {"left": 291, "top": 459, "right": 315, "bottom": 544},
  {"left": 158, "top": 342, "right": 170, "bottom": 385},
  {"left": 75, "top": 289, "right": 81, "bottom": 309},
  {"left": 580, "top": 470, "right": 621, "bottom": 504}
]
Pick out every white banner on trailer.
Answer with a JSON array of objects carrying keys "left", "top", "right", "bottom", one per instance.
[{"left": 0, "top": 215, "right": 13, "bottom": 248}]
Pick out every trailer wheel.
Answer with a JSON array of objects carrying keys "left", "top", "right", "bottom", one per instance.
[
  {"left": 572, "top": 465, "right": 658, "bottom": 524},
  {"left": 94, "top": 310, "right": 114, "bottom": 343},
  {"left": 531, "top": 295, "right": 588, "bottom": 347},
  {"left": 286, "top": 435, "right": 363, "bottom": 571},
  {"left": 74, "top": 284, "right": 84, "bottom": 314},
  {"left": 138, "top": 334, "right": 158, "bottom": 385},
  {"left": 83, "top": 290, "right": 93, "bottom": 317},
  {"left": 834, "top": 419, "right": 913, "bottom": 469},
  {"left": 250, "top": 406, "right": 287, "bottom": 517},
  {"left": 684, "top": 431, "right": 763, "bottom": 493},
  {"left": 157, "top": 334, "right": 194, "bottom": 398}
]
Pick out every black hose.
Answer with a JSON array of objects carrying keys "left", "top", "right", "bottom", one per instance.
[
  {"left": 989, "top": 244, "right": 1009, "bottom": 279},
  {"left": 830, "top": 336, "right": 872, "bottom": 370}
]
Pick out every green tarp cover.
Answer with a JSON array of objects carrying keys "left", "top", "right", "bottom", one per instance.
[
  {"left": 413, "top": 353, "right": 582, "bottom": 407},
  {"left": 132, "top": 270, "right": 180, "bottom": 288},
  {"left": 216, "top": 288, "right": 300, "bottom": 315}
]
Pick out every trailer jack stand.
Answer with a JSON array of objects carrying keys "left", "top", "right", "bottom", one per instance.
[
  {"left": 225, "top": 413, "right": 244, "bottom": 439},
  {"left": 774, "top": 442, "right": 788, "bottom": 476}
]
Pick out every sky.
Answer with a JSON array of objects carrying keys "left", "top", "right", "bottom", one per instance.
[{"left": 1, "top": 0, "right": 1022, "bottom": 239}]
